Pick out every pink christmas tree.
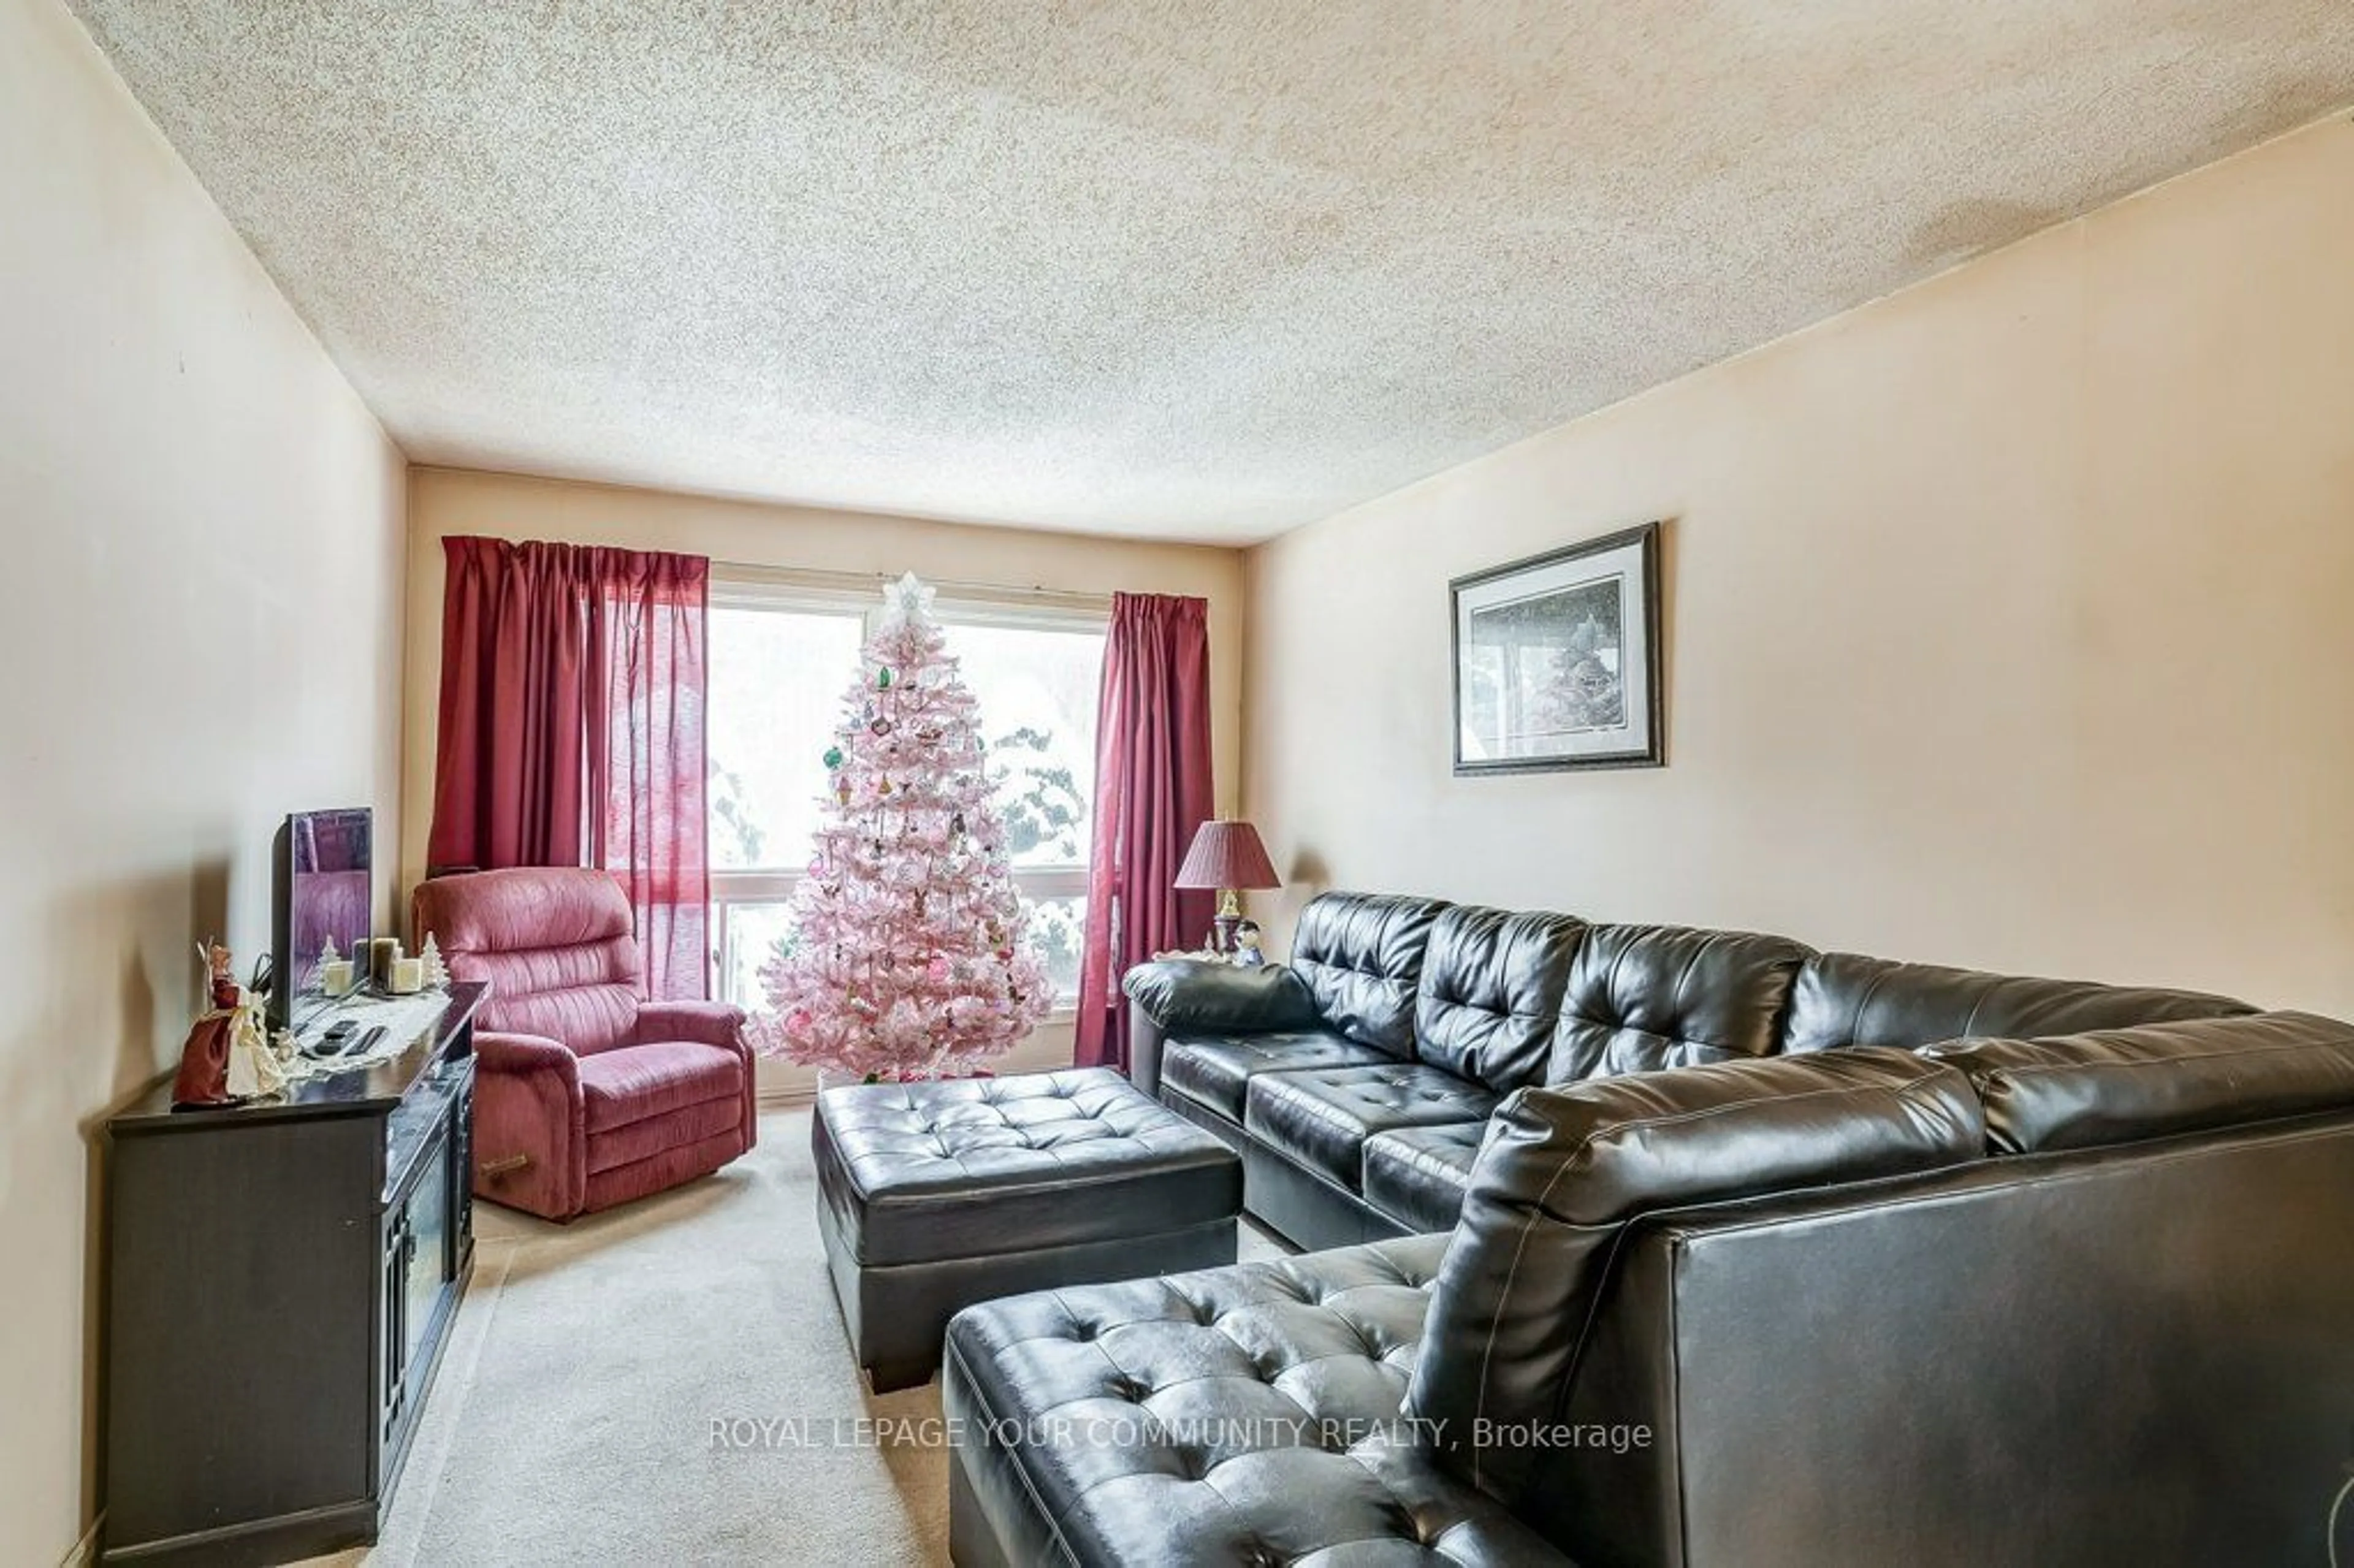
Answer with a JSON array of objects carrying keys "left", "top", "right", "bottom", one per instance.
[{"left": 755, "top": 573, "right": 1054, "bottom": 1077}]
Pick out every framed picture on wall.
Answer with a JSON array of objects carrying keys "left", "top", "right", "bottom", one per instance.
[{"left": 1450, "top": 521, "right": 1664, "bottom": 774}]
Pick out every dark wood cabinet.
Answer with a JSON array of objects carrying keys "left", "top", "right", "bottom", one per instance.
[{"left": 102, "top": 983, "right": 486, "bottom": 1566}]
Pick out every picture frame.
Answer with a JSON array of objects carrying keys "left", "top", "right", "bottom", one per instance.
[{"left": 1450, "top": 520, "right": 1664, "bottom": 774}]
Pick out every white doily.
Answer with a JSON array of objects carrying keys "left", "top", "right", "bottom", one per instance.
[{"left": 281, "top": 989, "right": 460, "bottom": 1084}]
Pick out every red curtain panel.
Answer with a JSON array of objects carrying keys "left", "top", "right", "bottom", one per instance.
[
  {"left": 1076, "top": 592, "right": 1215, "bottom": 1069},
  {"left": 426, "top": 536, "right": 711, "bottom": 1000}
]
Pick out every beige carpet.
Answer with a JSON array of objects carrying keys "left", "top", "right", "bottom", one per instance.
[{"left": 309, "top": 1105, "right": 1276, "bottom": 1567}]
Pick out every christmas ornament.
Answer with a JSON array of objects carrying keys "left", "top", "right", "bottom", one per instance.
[{"left": 823, "top": 745, "right": 844, "bottom": 769}]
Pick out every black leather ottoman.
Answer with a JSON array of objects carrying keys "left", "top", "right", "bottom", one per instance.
[
  {"left": 813, "top": 1067, "right": 1244, "bottom": 1391},
  {"left": 943, "top": 1235, "right": 1571, "bottom": 1566}
]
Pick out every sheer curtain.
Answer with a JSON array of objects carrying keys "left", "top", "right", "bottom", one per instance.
[
  {"left": 1075, "top": 593, "right": 1214, "bottom": 1070},
  {"left": 427, "top": 536, "right": 711, "bottom": 999}
]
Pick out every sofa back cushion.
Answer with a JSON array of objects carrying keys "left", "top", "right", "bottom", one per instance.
[
  {"left": 1414, "top": 905, "right": 1587, "bottom": 1092},
  {"left": 1926, "top": 1011, "right": 2354, "bottom": 1154},
  {"left": 1405, "top": 1048, "right": 1985, "bottom": 1511},
  {"left": 413, "top": 867, "right": 644, "bottom": 1056},
  {"left": 1289, "top": 891, "right": 1449, "bottom": 1055},
  {"left": 1548, "top": 923, "right": 1813, "bottom": 1083},
  {"left": 1781, "top": 950, "right": 2253, "bottom": 1056}
]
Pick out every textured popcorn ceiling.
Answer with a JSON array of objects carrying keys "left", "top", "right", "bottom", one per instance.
[{"left": 67, "top": 1, "right": 2354, "bottom": 543}]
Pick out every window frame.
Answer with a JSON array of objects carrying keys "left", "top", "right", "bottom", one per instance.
[{"left": 705, "top": 566, "right": 1107, "bottom": 1021}]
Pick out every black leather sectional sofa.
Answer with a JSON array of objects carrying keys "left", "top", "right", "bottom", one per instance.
[
  {"left": 943, "top": 891, "right": 2354, "bottom": 1565},
  {"left": 1124, "top": 891, "right": 2256, "bottom": 1249}
]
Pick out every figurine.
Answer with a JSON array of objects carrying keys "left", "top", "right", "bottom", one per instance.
[
  {"left": 419, "top": 932, "right": 448, "bottom": 989},
  {"left": 225, "top": 992, "right": 286, "bottom": 1097},
  {"left": 319, "top": 935, "right": 356, "bottom": 998},
  {"left": 173, "top": 940, "right": 288, "bottom": 1107},
  {"left": 1232, "top": 920, "right": 1267, "bottom": 967},
  {"left": 171, "top": 940, "right": 245, "bottom": 1108}
]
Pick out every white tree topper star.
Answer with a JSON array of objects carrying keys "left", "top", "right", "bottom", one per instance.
[{"left": 879, "top": 571, "right": 939, "bottom": 630}]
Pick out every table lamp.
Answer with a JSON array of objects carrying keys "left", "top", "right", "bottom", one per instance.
[{"left": 1174, "top": 820, "right": 1281, "bottom": 955}]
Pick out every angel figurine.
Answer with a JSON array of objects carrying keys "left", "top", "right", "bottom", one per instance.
[{"left": 225, "top": 991, "right": 286, "bottom": 1098}]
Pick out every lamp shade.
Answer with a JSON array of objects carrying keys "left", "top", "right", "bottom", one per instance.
[{"left": 1174, "top": 820, "right": 1281, "bottom": 891}]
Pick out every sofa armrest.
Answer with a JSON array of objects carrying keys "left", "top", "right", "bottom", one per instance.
[
  {"left": 1121, "top": 961, "right": 1319, "bottom": 1035},
  {"left": 470, "top": 1031, "right": 587, "bottom": 1218},
  {"left": 633, "top": 1000, "right": 760, "bottom": 1157},
  {"left": 635, "top": 999, "right": 748, "bottom": 1051},
  {"left": 474, "top": 1030, "right": 581, "bottom": 1089},
  {"left": 1407, "top": 1049, "right": 1983, "bottom": 1512}
]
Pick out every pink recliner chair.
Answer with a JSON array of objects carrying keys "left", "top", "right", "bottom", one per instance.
[{"left": 413, "top": 867, "right": 757, "bottom": 1221}]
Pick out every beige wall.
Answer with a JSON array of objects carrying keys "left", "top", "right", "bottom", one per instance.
[
  {"left": 400, "top": 466, "right": 1247, "bottom": 1087},
  {"left": 1247, "top": 115, "right": 2354, "bottom": 1018},
  {"left": 0, "top": 2, "right": 408, "bottom": 1559}
]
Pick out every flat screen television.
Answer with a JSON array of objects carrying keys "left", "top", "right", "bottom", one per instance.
[{"left": 270, "top": 807, "right": 373, "bottom": 1032}]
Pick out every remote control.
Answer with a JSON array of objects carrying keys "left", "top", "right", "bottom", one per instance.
[{"left": 305, "top": 1020, "right": 360, "bottom": 1059}]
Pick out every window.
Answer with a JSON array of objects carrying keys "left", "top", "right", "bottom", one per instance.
[{"left": 706, "top": 572, "right": 1105, "bottom": 1022}]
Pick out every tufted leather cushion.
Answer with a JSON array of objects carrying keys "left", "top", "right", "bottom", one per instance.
[
  {"left": 1925, "top": 1010, "right": 2354, "bottom": 1154},
  {"left": 815, "top": 1068, "right": 1240, "bottom": 1268},
  {"left": 1290, "top": 891, "right": 1450, "bottom": 1056},
  {"left": 943, "top": 1235, "right": 1572, "bottom": 1566},
  {"left": 1161, "top": 1030, "right": 1393, "bottom": 1122},
  {"left": 414, "top": 867, "right": 646, "bottom": 1056},
  {"left": 1415, "top": 906, "right": 1587, "bottom": 1092},
  {"left": 1244, "top": 1064, "right": 1497, "bottom": 1193},
  {"left": 1362, "top": 1122, "right": 1491, "bottom": 1235},
  {"left": 1408, "top": 1049, "right": 1983, "bottom": 1509},
  {"left": 1548, "top": 922, "right": 1814, "bottom": 1083},
  {"left": 1780, "top": 950, "right": 2253, "bottom": 1056}
]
